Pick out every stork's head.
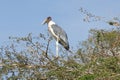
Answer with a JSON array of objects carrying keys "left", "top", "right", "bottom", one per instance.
[{"left": 42, "top": 16, "right": 52, "bottom": 25}]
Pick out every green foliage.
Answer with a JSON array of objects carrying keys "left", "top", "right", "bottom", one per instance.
[
  {"left": 0, "top": 25, "right": 120, "bottom": 79},
  {"left": 78, "top": 74, "right": 96, "bottom": 80}
]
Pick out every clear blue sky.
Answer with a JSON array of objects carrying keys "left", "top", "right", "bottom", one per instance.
[{"left": 0, "top": 0, "right": 120, "bottom": 48}]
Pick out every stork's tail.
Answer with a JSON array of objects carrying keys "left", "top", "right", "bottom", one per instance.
[{"left": 64, "top": 44, "right": 69, "bottom": 50}]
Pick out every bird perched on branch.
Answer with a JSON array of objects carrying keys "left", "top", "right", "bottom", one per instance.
[{"left": 42, "top": 16, "right": 69, "bottom": 57}]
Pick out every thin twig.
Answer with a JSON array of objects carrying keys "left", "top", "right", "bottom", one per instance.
[{"left": 45, "top": 38, "right": 51, "bottom": 57}]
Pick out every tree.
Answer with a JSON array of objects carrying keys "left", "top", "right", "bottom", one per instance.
[{"left": 0, "top": 26, "right": 120, "bottom": 79}]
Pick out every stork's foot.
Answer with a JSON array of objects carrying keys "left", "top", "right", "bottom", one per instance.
[{"left": 54, "top": 56, "right": 59, "bottom": 60}]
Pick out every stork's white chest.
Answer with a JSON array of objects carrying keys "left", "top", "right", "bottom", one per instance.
[
  {"left": 48, "top": 21, "right": 58, "bottom": 39},
  {"left": 48, "top": 26, "right": 54, "bottom": 35}
]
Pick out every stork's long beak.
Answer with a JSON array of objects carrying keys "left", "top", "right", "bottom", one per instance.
[{"left": 41, "top": 19, "right": 47, "bottom": 25}]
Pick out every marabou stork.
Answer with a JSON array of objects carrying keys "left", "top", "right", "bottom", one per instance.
[{"left": 42, "top": 16, "right": 69, "bottom": 57}]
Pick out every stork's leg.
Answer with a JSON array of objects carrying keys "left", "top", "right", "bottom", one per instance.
[{"left": 56, "top": 39, "right": 59, "bottom": 58}]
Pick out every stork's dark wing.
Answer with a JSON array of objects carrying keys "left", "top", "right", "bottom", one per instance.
[{"left": 50, "top": 24, "right": 69, "bottom": 50}]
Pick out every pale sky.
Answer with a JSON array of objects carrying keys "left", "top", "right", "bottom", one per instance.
[{"left": 0, "top": 0, "right": 120, "bottom": 49}]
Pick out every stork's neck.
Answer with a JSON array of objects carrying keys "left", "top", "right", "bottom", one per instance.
[{"left": 48, "top": 21, "right": 55, "bottom": 28}]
